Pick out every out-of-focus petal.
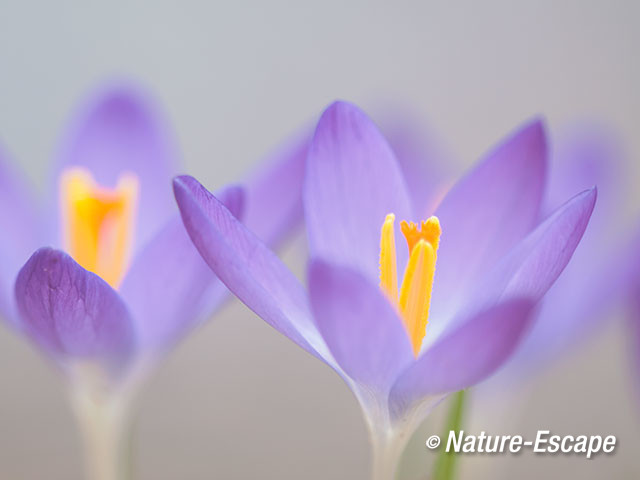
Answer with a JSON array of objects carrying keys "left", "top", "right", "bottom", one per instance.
[
  {"left": 14, "top": 248, "right": 135, "bottom": 375},
  {"left": 389, "top": 298, "right": 535, "bottom": 417},
  {"left": 478, "top": 188, "right": 597, "bottom": 306},
  {"left": 430, "top": 120, "right": 546, "bottom": 323},
  {"left": 51, "top": 83, "right": 180, "bottom": 251},
  {"left": 309, "top": 259, "right": 413, "bottom": 390},
  {"left": 304, "top": 101, "right": 412, "bottom": 284},
  {"left": 505, "top": 127, "right": 627, "bottom": 372},
  {"left": 631, "top": 290, "right": 640, "bottom": 397},
  {"left": 507, "top": 225, "right": 640, "bottom": 375},
  {"left": 173, "top": 175, "right": 332, "bottom": 363},
  {"left": 243, "top": 131, "right": 309, "bottom": 247},
  {"left": 120, "top": 186, "right": 244, "bottom": 352},
  {"left": 0, "top": 147, "right": 41, "bottom": 324},
  {"left": 379, "top": 110, "right": 457, "bottom": 217},
  {"left": 546, "top": 123, "right": 624, "bottom": 217}
]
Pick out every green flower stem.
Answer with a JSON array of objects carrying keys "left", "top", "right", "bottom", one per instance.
[{"left": 432, "top": 389, "right": 467, "bottom": 480}]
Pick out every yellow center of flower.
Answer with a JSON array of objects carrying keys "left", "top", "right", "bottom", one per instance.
[
  {"left": 379, "top": 213, "right": 441, "bottom": 357},
  {"left": 60, "top": 167, "right": 139, "bottom": 288}
]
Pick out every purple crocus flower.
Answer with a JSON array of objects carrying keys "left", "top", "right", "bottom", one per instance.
[
  {"left": 379, "top": 113, "right": 640, "bottom": 424},
  {"left": 0, "top": 83, "right": 307, "bottom": 478},
  {"left": 173, "top": 100, "right": 597, "bottom": 478}
]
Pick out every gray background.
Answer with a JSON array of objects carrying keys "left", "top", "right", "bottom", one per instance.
[{"left": 0, "top": 0, "right": 639, "bottom": 478}]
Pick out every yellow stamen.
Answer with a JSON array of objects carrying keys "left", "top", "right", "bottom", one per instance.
[
  {"left": 60, "top": 167, "right": 138, "bottom": 288},
  {"left": 399, "top": 239, "right": 437, "bottom": 356},
  {"left": 400, "top": 217, "right": 441, "bottom": 252},
  {"left": 379, "top": 213, "right": 398, "bottom": 304},
  {"left": 379, "top": 214, "right": 441, "bottom": 357}
]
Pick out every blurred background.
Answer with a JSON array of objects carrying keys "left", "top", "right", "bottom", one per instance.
[{"left": 0, "top": 0, "right": 639, "bottom": 478}]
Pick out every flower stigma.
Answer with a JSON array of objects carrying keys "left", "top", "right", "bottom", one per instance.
[
  {"left": 60, "top": 167, "right": 139, "bottom": 288},
  {"left": 379, "top": 213, "right": 441, "bottom": 356}
]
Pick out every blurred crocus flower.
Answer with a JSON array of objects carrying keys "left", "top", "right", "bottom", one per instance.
[
  {"left": 0, "top": 83, "right": 306, "bottom": 479},
  {"left": 497, "top": 125, "right": 634, "bottom": 375},
  {"left": 173, "top": 101, "right": 596, "bottom": 478}
]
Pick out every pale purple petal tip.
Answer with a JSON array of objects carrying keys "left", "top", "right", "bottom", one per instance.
[
  {"left": 173, "top": 175, "right": 327, "bottom": 362},
  {"left": 304, "top": 101, "right": 412, "bottom": 284},
  {"left": 52, "top": 82, "right": 180, "bottom": 251},
  {"left": 482, "top": 187, "right": 597, "bottom": 305},
  {"left": 244, "top": 130, "right": 309, "bottom": 247},
  {"left": 379, "top": 109, "right": 456, "bottom": 217}
]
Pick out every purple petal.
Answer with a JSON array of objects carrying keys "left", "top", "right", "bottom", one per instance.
[
  {"left": 243, "top": 130, "right": 309, "bottom": 246},
  {"left": 120, "top": 186, "right": 244, "bottom": 352},
  {"left": 546, "top": 123, "right": 624, "bottom": 217},
  {"left": 479, "top": 187, "right": 597, "bottom": 305},
  {"left": 51, "top": 82, "right": 180, "bottom": 251},
  {"left": 14, "top": 248, "right": 135, "bottom": 375},
  {"left": 173, "top": 175, "right": 329, "bottom": 362},
  {"left": 379, "top": 109, "right": 457, "bottom": 217},
  {"left": 431, "top": 120, "right": 546, "bottom": 321},
  {"left": 0, "top": 146, "right": 41, "bottom": 324},
  {"left": 506, "top": 225, "right": 640, "bottom": 375},
  {"left": 631, "top": 293, "right": 640, "bottom": 397},
  {"left": 304, "top": 101, "right": 412, "bottom": 284},
  {"left": 309, "top": 259, "right": 413, "bottom": 390},
  {"left": 389, "top": 298, "right": 535, "bottom": 416},
  {"left": 504, "top": 126, "right": 627, "bottom": 371}
]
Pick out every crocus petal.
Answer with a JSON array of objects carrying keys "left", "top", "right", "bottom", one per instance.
[
  {"left": 173, "top": 175, "right": 331, "bottom": 363},
  {"left": 120, "top": 186, "right": 244, "bottom": 353},
  {"left": 479, "top": 187, "right": 597, "bottom": 306},
  {"left": 379, "top": 110, "right": 456, "bottom": 217},
  {"left": 243, "top": 131, "right": 309, "bottom": 246},
  {"left": 504, "top": 127, "right": 626, "bottom": 371},
  {"left": 506, "top": 226, "right": 640, "bottom": 375},
  {"left": 631, "top": 293, "right": 640, "bottom": 396},
  {"left": 545, "top": 123, "right": 624, "bottom": 218},
  {"left": 304, "top": 101, "right": 412, "bottom": 284},
  {"left": 309, "top": 259, "right": 414, "bottom": 390},
  {"left": 389, "top": 298, "right": 535, "bottom": 417},
  {"left": 431, "top": 120, "right": 546, "bottom": 322},
  {"left": 0, "top": 147, "right": 41, "bottom": 324},
  {"left": 51, "top": 83, "right": 180, "bottom": 251},
  {"left": 14, "top": 248, "right": 135, "bottom": 375}
]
